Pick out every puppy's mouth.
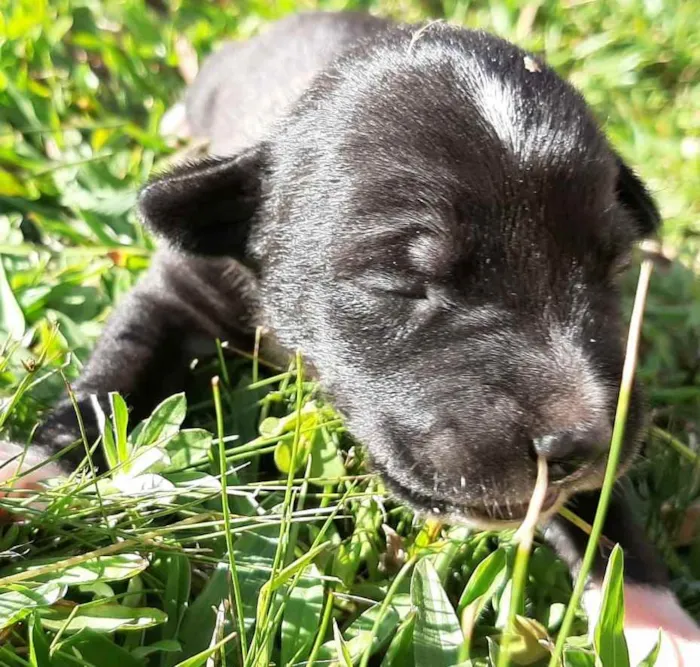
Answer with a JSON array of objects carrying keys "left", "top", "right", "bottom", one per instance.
[
  {"left": 462, "top": 488, "right": 562, "bottom": 526},
  {"left": 377, "top": 461, "right": 564, "bottom": 528}
]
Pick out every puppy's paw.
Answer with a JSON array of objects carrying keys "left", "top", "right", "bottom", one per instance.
[
  {"left": 0, "top": 440, "right": 66, "bottom": 520},
  {"left": 585, "top": 584, "right": 700, "bottom": 666}
]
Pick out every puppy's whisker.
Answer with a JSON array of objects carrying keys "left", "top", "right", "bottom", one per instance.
[{"left": 504, "top": 496, "right": 511, "bottom": 518}]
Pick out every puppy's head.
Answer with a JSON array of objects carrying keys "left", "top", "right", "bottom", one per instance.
[{"left": 141, "top": 24, "right": 660, "bottom": 527}]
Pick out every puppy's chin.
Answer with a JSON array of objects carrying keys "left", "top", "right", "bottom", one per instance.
[
  {"left": 445, "top": 492, "right": 570, "bottom": 531},
  {"left": 379, "top": 464, "right": 569, "bottom": 530},
  {"left": 367, "top": 429, "right": 641, "bottom": 530}
]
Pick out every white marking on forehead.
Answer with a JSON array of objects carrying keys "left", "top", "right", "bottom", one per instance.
[
  {"left": 472, "top": 73, "right": 522, "bottom": 153},
  {"left": 465, "top": 63, "right": 577, "bottom": 162}
]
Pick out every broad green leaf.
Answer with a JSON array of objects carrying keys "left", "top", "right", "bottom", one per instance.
[
  {"left": 0, "top": 582, "right": 66, "bottom": 630},
  {"left": 319, "top": 595, "right": 405, "bottom": 664},
  {"left": 8, "top": 554, "right": 149, "bottom": 586},
  {"left": 593, "top": 545, "right": 629, "bottom": 667},
  {"left": 488, "top": 636, "right": 501, "bottom": 663},
  {"left": 333, "top": 618, "right": 354, "bottom": 667},
  {"left": 281, "top": 563, "right": 325, "bottom": 666},
  {"left": 54, "top": 630, "right": 143, "bottom": 667},
  {"left": 28, "top": 614, "right": 51, "bottom": 667},
  {"left": 273, "top": 432, "right": 311, "bottom": 475},
  {"left": 122, "top": 575, "right": 143, "bottom": 608},
  {"left": 345, "top": 601, "right": 402, "bottom": 656},
  {"left": 411, "top": 558, "right": 463, "bottom": 667},
  {"left": 459, "top": 548, "right": 510, "bottom": 656},
  {"left": 158, "top": 553, "right": 191, "bottom": 667},
  {"left": 40, "top": 603, "right": 167, "bottom": 633},
  {"left": 173, "top": 632, "right": 237, "bottom": 667},
  {"left": 269, "top": 401, "right": 338, "bottom": 477},
  {"left": 132, "top": 640, "right": 182, "bottom": 660},
  {"left": 564, "top": 649, "right": 596, "bottom": 667},
  {"left": 178, "top": 564, "right": 229, "bottom": 658},
  {"left": 163, "top": 429, "right": 213, "bottom": 471},
  {"left": 109, "top": 392, "right": 130, "bottom": 464},
  {"left": 385, "top": 594, "right": 413, "bottom": 620},
  {"left": 381, "top": 613, "right": 416, "bottom": 667},
  {"left": 317, "top": 599, "right": 404, "bottom": 664},
  {"left": 166, "top": 471, "right": 220, "bottom": 495},
  {"left": 233, "top": 536, "right": 282, "bottom": 631},
  {"left": 264, "top": 541, "right": 329, "bottom": 595},
  {"left": 431, "top": 526, "right": 472, "bottom": 584},
  {"left": 119, "top": 446, "right": 170, "bottom": 478},
  {"left": 93, "top": 396, "right": 118, "bottom": 470},
  {"left": 458, "top": 548, "right": 508, "bottom": 611},
  {"left": 501, "top": 615, "right": 551, "bottom": 665},
  {"left": 547, "top": 603, "right": 567, "bottom": 632},
  {"left": 134, "top": 393, "right": 187, "bottom": 448},
  {"left": 637, "top": 630, "right": 661, "bottom": 666},
  {"left": 79, "top": 582, "right": 116, "bottom": 599},
  {"left": 259, "top": 401, "right": 319, "bottom": 438},
  {"left": 332, "top": 493, "right": 382, "bottom": 586},
  {"left": 110, "top": 472, "right": 176, "bottom": 498},
  {"left": 0, "top": 170, "right": 30, "bottom": 197},
  {"left": 309, "top": 426, "right": 346, "bottom": 483}
]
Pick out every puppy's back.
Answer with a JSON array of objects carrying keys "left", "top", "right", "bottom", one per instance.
[{"left": 185, "top": 11, "right": 389, "bottom": 155}]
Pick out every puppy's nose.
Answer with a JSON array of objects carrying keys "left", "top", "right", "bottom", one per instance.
[{"left": 532, "top": 424, "right": 611, "bottom": 481}]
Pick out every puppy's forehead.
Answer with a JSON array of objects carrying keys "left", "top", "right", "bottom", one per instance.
[
  {"left": 326, "top": 24, "right": 616, "bottom": 202},
  {"left": 301, "top": 26, "right": 634, "bottom": 269}
]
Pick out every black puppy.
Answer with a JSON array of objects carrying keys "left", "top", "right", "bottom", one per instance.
[{"left": 2, "top": 12, "right": 698, "bottom": 663}]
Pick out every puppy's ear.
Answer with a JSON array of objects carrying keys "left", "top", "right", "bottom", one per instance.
[
  {"left": 615, "top": 156, "right": 661, "bottom": 238},
  {"left": 138, "top": 144, "right": 267, "bottom": 262}
]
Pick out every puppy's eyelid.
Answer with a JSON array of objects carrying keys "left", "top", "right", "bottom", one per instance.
[
  {"left": 390, "top": 287, "right": 429, "bottom": 300},
  {"left": 375, "top": 281, "right": 429, "bottom": 300},
  {"left": 351, "top": 271, "right": 431, "bottom": 300}
]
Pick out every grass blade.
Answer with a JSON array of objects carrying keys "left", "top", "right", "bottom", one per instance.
[
  {"left": 412, "top": 558, "right": 463, "bottom": 667},
  {"left": 549, "top": 257, "right": 654, "bottom": 666},
  {"left": 212, "top": 376, "right": 247, "bottom": 664},
  {"left": 593, "top": 544, "right": 629, "bottom": 667},
  {"left": 498, "top": 456, "right": 549, "bottom": 667}
]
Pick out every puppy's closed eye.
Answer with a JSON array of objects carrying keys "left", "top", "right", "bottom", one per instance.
[{"left": 352, "top": 271, "right": 431, "bottom": 300}]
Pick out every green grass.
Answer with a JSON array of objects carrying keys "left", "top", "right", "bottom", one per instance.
[{"left": 0, "top": 0, "right": 699, "bottom": 665}]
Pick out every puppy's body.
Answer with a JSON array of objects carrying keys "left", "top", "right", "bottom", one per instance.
[
  {"left": 186, "top": 12, "right": 391, "bottom": 155},
  {"left": 3, "top": 11, "right": 698, "bottom": 664}
]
